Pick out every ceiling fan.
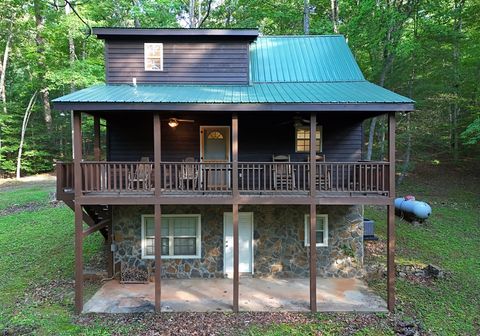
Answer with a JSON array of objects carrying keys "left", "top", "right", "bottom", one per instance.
[
  {"left": 277, "top": 114, "right": 317, "bottom": 128},
  {"left": 162, "top": 117, "right": 195, "bottom": 128}
]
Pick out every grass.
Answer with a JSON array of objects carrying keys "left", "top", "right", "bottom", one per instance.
[
  {"left": 0, "top": 160, "right": 479, "bottom": 335},
  {"left": 364, "top": 161, "right": 480, "bottom": 335},
  {"left": 0, "top": 180, "right": 106, "bottom": 335}
]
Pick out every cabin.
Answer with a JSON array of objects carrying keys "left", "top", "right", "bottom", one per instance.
[{"left": 52, "top": 28, "right": 414, "bottom": 314}]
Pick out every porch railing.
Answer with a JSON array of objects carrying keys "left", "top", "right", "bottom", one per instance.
[{"left": 56, "top": 161, "right": 390, "bottom": 196}]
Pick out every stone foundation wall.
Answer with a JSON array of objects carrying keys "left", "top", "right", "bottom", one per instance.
[
  {"left": 112, "top": 205, "right": 364, "bottom": 279},
  {"left": 243, "top": 205, "right": 364, "bottom": 278},
  {"left": 113, "top": 205, "right": 229, "bottom": 279}
]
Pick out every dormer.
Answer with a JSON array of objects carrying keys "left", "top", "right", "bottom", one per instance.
[{"left": 94, "top": 28, "right": 259, "bottom": 85}]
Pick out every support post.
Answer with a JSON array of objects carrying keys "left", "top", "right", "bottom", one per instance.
[
  {"left": 232, "top": 203, "right": 239, "bottom": 312},
  {"left": 387, "top": 112, "right": 396, "bottom": 312},
  {"left": 93, "top": 115, "right": 101, "bottom": 161},
  {"left": 232, "top": 113, "right": 240, "bottom": 312},
  {"left": 309, "top": 112, "right": 317, "bottom": 312},
  {"left": 153, "top": 113, "right": 162, "bottom": 312},
  {"left": 154, "top": 114, "right": 161, "bottom": 197},
  {"left": 106, "top": 220, "right": 113, "bottom": 278},
  {"left": 154, "top": 204, "right": 162, "bottom": 312},
  {"left": 232, "top": 114, "right": 239, "bottom": 199},
  {"left": 73, "top": 110, "right": 83, "bottom": 314}
]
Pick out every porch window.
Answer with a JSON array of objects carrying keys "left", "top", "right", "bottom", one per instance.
[
  {"left": 141, "top": 214, "right": 201, "bottom": 259},
  {"left": 295, "top": 126, "right": 322, "bottom": 152},
  {"left": 144, "top": 43, "right": 163, "bottom": 71},
  {"left": 304, "top": 214, "right": 328, "bottom": 247}
]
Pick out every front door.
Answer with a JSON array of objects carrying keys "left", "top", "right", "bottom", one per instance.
[
  {"left": 200, "top": 126, "right": 230, "bottom": 189},
  {"left": 223, "top": 212, "right": 254, "bottom": 276}
]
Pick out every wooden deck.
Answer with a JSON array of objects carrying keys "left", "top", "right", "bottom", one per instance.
[{"left": 56, "top": 161, "right": 391, "bottom": 205}]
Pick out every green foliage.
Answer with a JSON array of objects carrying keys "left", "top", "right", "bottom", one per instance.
[
  {"left": 461, "top": 116, "right": 480, "bottom": 144},
  {"left": 1, "top": 0, "right": 479, "bottom": 176}
]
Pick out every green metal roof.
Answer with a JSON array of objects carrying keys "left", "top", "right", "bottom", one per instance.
[
  {"left": 250, "top": 36, "right": 365, "bottom": 83},
  {"left": 53, "top": 34, "right": 414, "bottom": 110},
  {"left": 53, "top": 82, "right": 413, "bottom": 104}
]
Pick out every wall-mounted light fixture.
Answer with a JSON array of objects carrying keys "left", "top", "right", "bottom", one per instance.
[{"left": 168, "top": 118, "right": 179, "bottom": 128}]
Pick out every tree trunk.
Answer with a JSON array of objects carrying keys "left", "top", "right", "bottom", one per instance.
[
  {"left": 16, "top": 91, "right": 38, "bottom": 179},
  {"left": 331, "top": 0, "right": 339, "bottom": 33},
  {"left": 0, "top": 26, "right": 12, "bottom": 115},
  {"left": 366, "top": 117, "right": 377, "bottom": 161},
  {"left": 65, "top": 2, "right": 76, "bottom": 159},
  {"left": 0, "top": 25, "right": 13, "bottom": 164},
  {"left": 304, "top": 0, "right": 310, "bottom": 35},
  {"left": 450, "top": 0, "right": 464, "bottom": 162},
  {"left": 189, "top": 0, "right": 195, "bottom": 28},
  {"left": 33, "top": 0, "right": 52, "bottom": 131},
  {"left": 132, "top": 0, "right": 141, "bottom": 28},
  {"left": 366, "top": 23, "right": 396, "bottom": 161},
  {"left": 398, "top": 3, "right": 418, "bottom": 185}
]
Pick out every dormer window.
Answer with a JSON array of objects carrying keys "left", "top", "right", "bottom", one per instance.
[{"left": 144, "top": 43, "right": 163, "bottom": 71}]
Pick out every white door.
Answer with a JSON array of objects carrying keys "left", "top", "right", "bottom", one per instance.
[{"left": 223, "top": 212, "right": 254, "bottom": 276}]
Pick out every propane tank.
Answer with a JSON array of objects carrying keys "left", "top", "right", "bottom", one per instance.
[{"left": 394, "top": 196, "right": 432, "bottom": 220}]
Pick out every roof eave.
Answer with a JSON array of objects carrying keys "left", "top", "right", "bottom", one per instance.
[
  {"left": 92, "top": 28, "right": 259, "bottom": 41},
  {"left": 52, "top": 101, "right": 415, "bottom": 112}
]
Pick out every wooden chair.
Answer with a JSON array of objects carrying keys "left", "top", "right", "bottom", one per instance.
[
  {"left": 272, "top": 154, "right": 296, "bottom": 190},
  {"left": 178, "top": 157, "right": 199, "bottom": 190},
  {"left": 129, "top": 157, "right": 153, "bottom": 190}
]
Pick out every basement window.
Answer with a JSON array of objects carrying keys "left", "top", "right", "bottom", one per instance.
[
  {"left": 304, "top": 214, "right": 328, "bottom": 247},
  {"left": 142, "top": 214, "right": 201, "bottom": 259},
  {"left": 295, "top": 126, "right": 323, "bottom": 152},
  {"left": 144, "top": 43, "right": 163, "bottom": 71}
]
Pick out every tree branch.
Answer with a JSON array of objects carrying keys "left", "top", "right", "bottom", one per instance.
[{"left": 198, "top": 0, "right": 213, "bottom": 28}]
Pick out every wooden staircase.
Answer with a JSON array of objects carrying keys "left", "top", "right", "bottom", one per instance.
[{"left": 63, "top": 201, "right": 111, "bottom": 240}]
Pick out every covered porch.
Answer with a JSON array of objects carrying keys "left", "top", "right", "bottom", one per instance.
[{"left": 83, "top": 277, "right": 387, "bottom": 313}]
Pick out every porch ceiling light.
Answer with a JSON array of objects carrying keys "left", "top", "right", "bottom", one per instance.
[{"left": 168, "top": 118, "right": 179, "bottom": 128}]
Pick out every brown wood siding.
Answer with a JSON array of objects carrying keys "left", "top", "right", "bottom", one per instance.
[
  {"left": 105, "top": 41, "right": 249, "bottom": 84},
  {"left": 106, "top": 113, "right": 362, "bottom": 162}
]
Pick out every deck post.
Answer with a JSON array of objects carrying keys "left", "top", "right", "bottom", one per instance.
[
  {"left": 309, "top": 112, "right": 317, "bottom": 312},
  {"left": 93, "top": 115, "right": 101, "bottom": 161},
  {"left": 232, "top": 203, "right": 239, "bottom": 312},
  {"left": 73, "top": 111, "right": 83, "bottom": 314},
  {"left": 232, "top": 113, "right": 239, "bottom": 199},
  {"left": 154, "top": 204, "right": 162, "bottom": 312},
  {"left": 387, "top": 111, "right": 396, "bottom": 312},
  {"left": 153, "top": 113, "right": 162, "bottom": 313},
  {"left": 106, "top": 220, "right": 114, "bottom": 278},
  {"left": 154, "top": 114, "right": 161, "bottom": 196},
  {"left": 232, "top": 113, "right": 240, "bottom": 312}
]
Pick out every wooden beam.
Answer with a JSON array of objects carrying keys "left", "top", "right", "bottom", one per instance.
[
  {"left": 73, "top": 111, "right": 83, "bottom": 314},
  {"left": 232, "top": 113, "right": 239, "bottom": 199},
  {"left": 387, "top": 112, "right": 396, "bottom": 312},
  {"left": 56, "top": 163, "right": 63, "bottom": 199},
  {"left": 73, "top": 111, "right": 82, "bottom": 199},
  {"left": 310, "top": 112, "right": 316, "bottom": 198},
  {"left": 82, "top": 219, "right": 109, "bottom": 237},
  {"left": 74, "top": 201, "right": 83, "bottom": 314},
  {"left": 154, "top": 114, "right": 161, "bottom": 197},
  {"left": 309, "top": 111, "right": 317, "bottom": 313},
  {"left": 76, "top": 195, "right": 393, "bottom": 206},
  {"left": 154, "top": 204, "right": 162, "bottom": 312},
  {"left": 93, "top": 115, "right": 101, "bottom": 161},
  {"left": 233, "top": 203, "right": 239, "bottom": 312},
  {"left": 309, "top": 203, "right": 317, "bottom": 312},
  {"left": 106, "top": 220, "right": 113, "bottom": 278}
]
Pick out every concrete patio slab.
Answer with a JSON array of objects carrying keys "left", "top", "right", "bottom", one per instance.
[{"left": 83, "top": 277, "right": 387, "bottom": 313}]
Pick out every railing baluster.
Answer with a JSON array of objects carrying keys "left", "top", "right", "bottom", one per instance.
[{"left": 62, "top": 161, "right": 392, "bottom": 198}]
